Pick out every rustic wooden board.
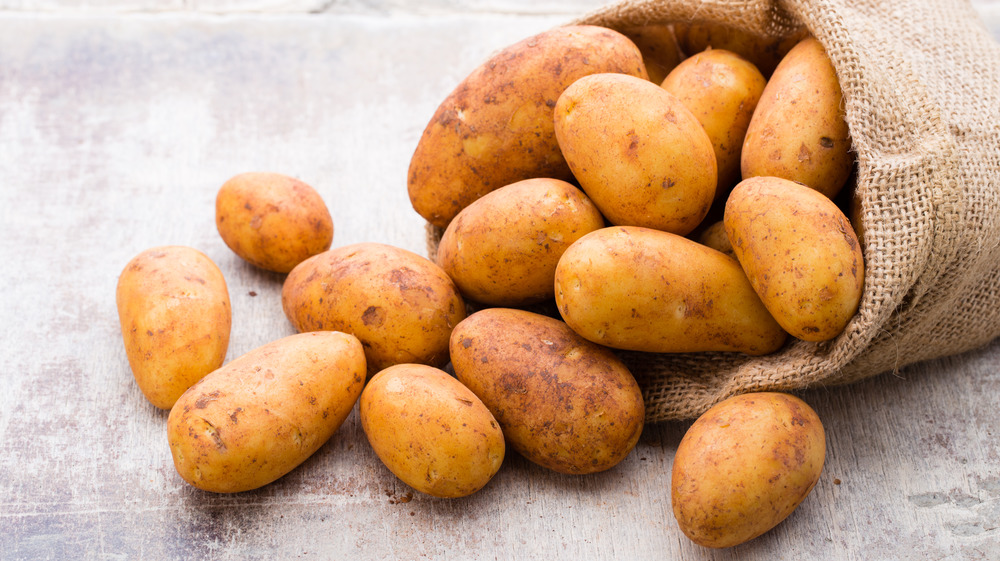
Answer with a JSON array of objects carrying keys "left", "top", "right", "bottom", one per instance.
[{"left": 1, "top": 3, "right": 998, "bottom": 559}]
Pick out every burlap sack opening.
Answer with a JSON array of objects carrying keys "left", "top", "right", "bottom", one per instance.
[{"left": 427, "top": 0, "right": 1000, "bottom": 422}]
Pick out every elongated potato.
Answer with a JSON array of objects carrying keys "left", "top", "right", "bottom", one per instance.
[
  {"left": 554, "top": 73, "right": 716, "bottom": 235},
  {"left": 661, "top": 49, "right": 766, "bottom": 196},
  {"left": 408, "top": 25, "right": 647, "bottom": 228},
  {"left": 436, "top": 178, "right": 605, "bottom": 306},
  {"left": 282, "top": 243, "right": 466, "bottom": 373},
  {"left": 168, "top": 331, "right": 366, "bottom": 493},
  {"left": 450, "top": 308, "right": 644, "bottom": 475},
  {"left": 672, "top": 392, "right": 826, "bottom": 548},
  {"left": 360, "top": 364, "right": 505, "bottom": 498},
  {"left": 215, "top": 172, "right": 333, "bottom": 273},
  {"left": 554, "top": 226, "right": 787, "bottom": 354},
  {"left": 116, "top": 246, "right": 231, "bottom": 410},
  {"left": 724, "top": 176, "right": 864, "bottom": 341},
  {"left": 741, "top": 37, "right": 853, "bottom": 199}
]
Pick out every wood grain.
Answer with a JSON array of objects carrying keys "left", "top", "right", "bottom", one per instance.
[{"left": 1, "top": 3, "right": 998, "bottom": 559}]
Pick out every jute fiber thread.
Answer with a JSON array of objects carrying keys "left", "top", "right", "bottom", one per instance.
[{"left": 426, "top": 0, "right": 1000, "bottom": 422}]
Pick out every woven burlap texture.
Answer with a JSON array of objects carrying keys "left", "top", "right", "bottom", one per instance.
[{"left": 427, "top": 0, "right": 1000, "bottom": 422}]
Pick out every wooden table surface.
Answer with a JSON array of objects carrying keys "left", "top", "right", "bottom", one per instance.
[{"left": 2, "top": 1, "right": 999, "bottom": 559}]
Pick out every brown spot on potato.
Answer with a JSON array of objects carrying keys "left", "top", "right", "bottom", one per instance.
[
  {"left": 362, "top": 305, "right": 386, "bottom": 327},
  {"left": 195, "top": 390, "right": 222, "bottom": 409}
]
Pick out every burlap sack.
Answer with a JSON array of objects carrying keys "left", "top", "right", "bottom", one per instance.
[{"left": 428, "top": 0, "right": 1000, "bottom": 422}]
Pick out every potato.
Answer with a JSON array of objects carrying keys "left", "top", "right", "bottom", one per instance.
[
  {"left": 408, "top": 25, "right": 647, "bottom": 228},
  {"left": 724, "top": 176, "right": 864, "bottom": 341},
  {"left": 450, "top": 308, "right": 644, "bottom": 475},
  {"left": 360, "top": 364, "right": 505, "bottom": 498},
  {"left": 741, "top": 37, "right": 853, "bottom": 199},
  {"left": 696, "top": 220, "right": 735, "bottom": 258},
  {"left": 282, "top": 243, "right": 466, "bottom": 373},
  {"left": 215, "top": 172, "right": 333, "bottom": 273},
  {"left": 116, "top": 246, "right": 231, "bottom": 410},
  {"left": 554, "top": 73, "right": 716, "bottom": 235},
  {"left": 436, "top": 178, "right": 605, "bottom": 306},
  {"left": 661, "top": 49, "right": 766, "bottom": 196},
  {"left": 674, "top": 23, "right": 807, "bottom": 77},
  {"left": 167, "top": 331, "right": 366, "bottom": 493},
  {"left": 671, "top": 392, "right": 826, "bottom": 548},
  {"left": 554, "top": 226, "right": 787, "bottom": 355},
  {"left": 619, "top": 24, "right": 685, "bottom": 85}
]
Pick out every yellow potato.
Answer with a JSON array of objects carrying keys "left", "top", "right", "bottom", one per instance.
[
  {"left": 619, "top": 23, "right": 685, "bottom": 85},
  {"left": 450, "top": 308, "right": 644, "bottom": 475},
  {"left": 741, "top": 37, "right": 853, "bottom": 199},
  {"left": 661, "top": 49, "right": 766, "bottom": 196},
  {"left": 282, "top": 243, "right": 466, "bottom": 373},
  {"left": 215, "top": 172, "right": 333, "bottom": 273},
  {"left": 436, "top": 178, "right": 605, "bottom": 306},
  {"left": 674, "top": 23, "right": 807, "bottom": 77},
  {"left": 724, "top": 176, "right": 864, "bottom": 341},
  {"left": 554, "top": 73, "right": 716, "bottom": 235},
  {"left": 408, "top": 25, "right": 647, "bottom": 229},
  {"left": 672, "top": 392, "right": 826, "bottom": 548},
  {"left": 554, "top": 226, "right": 787, "bottom": 355},
  {"left": 116, "top": 246, "right": 231, "bottom": 410},
  {"left": 360, "top": 364, "right": 505, "bottom": 498},
  {"left": 696, "top": 220, "right": 735, "bottom": 258},
  {"left": 167, "top": 331, "right": 366, "bottom": 493}
]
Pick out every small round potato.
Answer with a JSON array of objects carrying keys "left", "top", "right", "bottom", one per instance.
[
  {"left": 661, "top": 49, "right": 766, "bottom": 196},
  {"left": 554, "top": 73, "right": 716, "bottom": 235},
  {"left": 360, "top": 364, "right": 505, "bottom": 498},
  {"left": 282, "top": 243, "right": 466, "bottom": 374},
  {"left": 450, "top": 308, "right": 644, "bottom": 475},
  {"left": 436, "top": 178, "right": 605, "bottom": 306},
  {"left": 672, "top": 392, "right": 826, "bottom": 548},
  {"left": 168, "top": 331, "right": 366, "bottom": 493},
  {"left": 724, "top": 176, "right": 864, "bottom": 341},
  {"left": 741, "top": 38, "right": 853, "bottom": 199},
  {"left": 116, "top": 246, "right": 231, "bottom": 410},
  {"left": 555, "top": 226, "right": 787, "bottom": 355},
  {"left": 696, "top": 220, "right": 735, "bottom": 258},
  {"left": 216, "top": 172, "right": 333, "bottom": 273}
]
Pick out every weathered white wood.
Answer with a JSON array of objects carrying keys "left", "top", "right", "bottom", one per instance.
[{"left": 1, "top": 4, "right": 999, "bottom": 560}]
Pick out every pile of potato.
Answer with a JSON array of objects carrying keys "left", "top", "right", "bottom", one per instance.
[{"left": 116, "top": 21, "right": 858, "bottom": 550}]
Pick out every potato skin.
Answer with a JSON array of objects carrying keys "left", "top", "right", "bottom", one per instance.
[
  {"left": 450, "top": 308, "right": 644, "bottom": 475},
  {"left": 741, "top": 37, "right": 853, "bottom": 199},
  {"left": 554, "top": 226, "right": 787, "bottom": 355},
  {"left": 408, "top": 25, "right": 647, "bottom": 228},
  {"left": 724, "top": 176, "right": 864, "bottom": 341},
  {"left": 116, "top": 246, "right": 231, "bottom": 410},
  {"left": 661, "top": 49, "right": 766, "bottom": 196},
  {"left": 436, "top": 178, "right": 605, "bottom": 306},
  {"left": 215, "top": 172, "right": 333, "bottom": 273},
  {"left": 671, "top": 392, "right": 826, "bottom": 548},
  {"left": 360, "top": 364, "right": 505, "bottom": 498},
  {"left": 554, "top": 73, "right": 716, "bottom": 235},
  {"left": 281, "top": 243, "right": 466, "bottom": 373},
  {"left": 696, "top": 220, "right": 735, "bottom": 259},
  {"left": 167, "top": 331, "right": 366, "bottom": 493}
]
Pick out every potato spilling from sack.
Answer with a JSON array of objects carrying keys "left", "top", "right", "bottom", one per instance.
[
  {"left": 282, "top": 243, "right": 466, "bottom": 373},
  {"left": 450, "top": 308, "right": 644, "bottom": 475},
  {"left": 436, "top": 177, "right": 605, "bottom": 307},
  {"left": 360, "top": 364, "right": 505, "bottom": 498},
  {"left": 554, "top": 73, "right": 716, "bottom": 235},
  {"left": 116, "top": 246, "right": 231, "bottom": 410},
  {"left": 671, "top": 392, "right": 826, "bottom": 548},
  {"left": 725, "top": 176, "right": 864, "bottom": 341},
  {"left": 167, "top": 331, "right": 366, "bottom": 493},
  {"left": 408, "top": 25, "right": 647, "bottom": 228},
  {"left": 555, "top": 226, "right": 787, "bottom": 355}
]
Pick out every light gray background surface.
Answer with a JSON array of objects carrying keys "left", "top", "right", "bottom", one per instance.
[{"left": 2, "top": 1, "right": 999, "bottom": 559}]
